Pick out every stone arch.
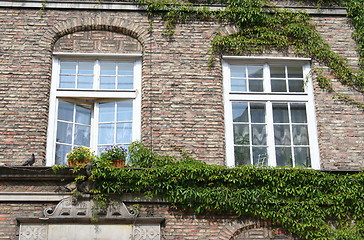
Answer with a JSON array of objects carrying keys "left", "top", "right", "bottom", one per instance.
[{"left": 40, "top": 16, "right": 151, "bottom": 53}]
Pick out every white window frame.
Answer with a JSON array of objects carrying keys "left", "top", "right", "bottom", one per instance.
[
  {"left": 223, "top": 56, "right": 320, "bottom": 170},
  {"left": 46, "top": 53, "right": 142, "bottom": 166}
]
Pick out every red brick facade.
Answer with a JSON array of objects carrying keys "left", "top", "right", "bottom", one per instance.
[{"left": 0, "top": 0, "right": 363, "bottom": 239}]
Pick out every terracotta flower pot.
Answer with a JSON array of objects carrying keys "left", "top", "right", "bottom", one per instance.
[
  {"left": 111, "top": 159, "right": 126, "bottom": 168},
  {"left": 67, "top": 159, "right": 90, "bottom": 167}
]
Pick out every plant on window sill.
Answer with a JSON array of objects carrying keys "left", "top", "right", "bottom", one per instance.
[{"left": 66, "top": 146, "right": 96, "bottom": 167}]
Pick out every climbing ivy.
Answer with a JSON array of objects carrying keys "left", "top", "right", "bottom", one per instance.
[
  {"left": 74, "top": 142, "right": 364, "bottom": 240},
  {"left": 133, "top": 0, "right": 364, "bottom": 109}
]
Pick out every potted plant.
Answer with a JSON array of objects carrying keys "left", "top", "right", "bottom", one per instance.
[
  {"left": 100, "top": 145, "right": 127, "bottom": 168},
  {"left": 67, "top": 146, "right": 96, "bottom": 167}
]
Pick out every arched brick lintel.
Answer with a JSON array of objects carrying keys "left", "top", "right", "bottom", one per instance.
[
  {"left": 217, "top": 219, "right": 270, "bottom": 240},
  {"left": 41, "top": 16, "right": 150, "bottom": 53}
]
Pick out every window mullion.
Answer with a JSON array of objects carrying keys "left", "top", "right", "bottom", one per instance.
[
  {"left": 248, "top": 103, "right": 253, "bottom": 165},
  {"left": 72, "top": 104, "right": 76, "bottom": 148},
  {"left": 95, "top": 60, "right": 100, "bottom": 89},
  {"left": 114, "top": 102, "right": 117, "bottom": 144},
  {"left": 264, "top": 63, "right": 270, "bottom": 92},
  {"left": 266, "top": 101, "right": 275, "bottom": 167},
  {"left": 92, "top": 102, "right": 99, "bottom": 154}
]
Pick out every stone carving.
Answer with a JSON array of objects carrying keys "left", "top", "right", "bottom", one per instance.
[
  {"left": 19, "top": 225, "right": 47, "bottom": 240},
  {"left": 133, "top": 225, "right": 160, "bottom": 240},
  {"left": 43, "top": 197, "right": 137, "bottom": 218}
]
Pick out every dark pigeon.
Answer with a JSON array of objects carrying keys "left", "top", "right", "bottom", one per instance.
[{"left": 22, "top": 153, "right": 35, "bottom": 166}]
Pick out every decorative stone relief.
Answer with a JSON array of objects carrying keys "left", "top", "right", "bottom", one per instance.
[
  {"left": 133, "top": 224, "right": 160, "bottom": 240},
  {"left": 43, "top": 197, "right": 137, "bottom": 218},
  {"left": 19, "top": 224, "right": 47, "bottom": 240}
]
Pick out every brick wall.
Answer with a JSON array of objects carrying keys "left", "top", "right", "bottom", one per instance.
[{"left": 0, "top": 2, "right": 362, "bottom": 169}]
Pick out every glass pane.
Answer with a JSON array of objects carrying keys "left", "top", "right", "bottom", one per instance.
[
  {"left": 100, "top": 76, "right": 116, "bottom": 89},
  {"left": 289, "top": 80, "right": 304, "bottom": 92},
  {"left": 230, "top": 65, "right": 246, "bottom": 78},
  {"left": 60, "top": 62, "right": 76, "bottom": 75},
  {"left": 118, "top": 62, "right": 134, "bottom": 75},
  {"left": 117, "top": 101, "right": 133, "bottom": 121},
  {"left": 294, "top": 147, "right": 311, "bottom": 167},
  {"left": 250, "top": 103, "right": 265, "bottom": 123},
  {"left": 118, "top": 76, "right": 134, "bottom": 89},
  {"left": 77, "top": 76, "right": 93, "bottom": 89},
  {"left": 101, "top": 62, "right": 116, "bottom": 75},
  {"left": 231, "top": 78, "right": 246, "bottom": 92},
  {"left": 75, "top": 105, "right": 91, "bottom": 125},
  {"left": 270, "top": 66, "right": 285, "bottom": 78},
  {"left": 271, "top": 80, "right": 287, "bottom": 92},
  {"left": 59, "top": 75, "right": 75, "bottom": 88},
  {"left": 99, "top": 102, "right": 115, "bottom": 122},
  {"left": 234, "top": 146, "right": 250, "bottom": 166},
  {"left": 74, "top": 125, "right": 90, "bottom": 147},
  {"left": 273, "top": 103, "right": 289, "bottom": 123},
  {"left": 287, "top": 66, "right": 303, "bottom": 78},
  {"left": 78, "top": 62, "right": 94, "bottom": 75},
  {"left": 116, "top": 123, "right": 132, "bottom": 143},
  {"left": 253, "top": 147, "right": 268, "bottom": 165},
  {"left": 55, "top": 144, "right": 72, "bottom": 165},
  {"left": 291, "top": 103, "right": 307, "bottom": 123},
  {"left": 233, "top": 124, "right": 249, "bottom": 145},
  {"left": 292, "top": 125, "right": 309, "bottom": 145},
  {"left": 56, "top": 121, "right": 72, "bottom": 144},
  {"left": 248, "top": 65, "right": 263, "bottom": 78},
  {"left": 275, "top": 147, "right": 292, "bottom": 166},
  {"left": 274, "top": 125, "right": 291, "bottom": 145},
  {"left": 232, "top": 102, "right": 249, "bottom": 122},
  {"left": 98, "top": 124, "right": 114, "bottom": 145},
  {"left": 58, "top": 101, "right": 74, "bottom": 122},
  {"left": 249, "top": 80, "right": 263, "bottom": 92},
  {"left": 251, "top": 124, "right": 266, "bottom": 145}
]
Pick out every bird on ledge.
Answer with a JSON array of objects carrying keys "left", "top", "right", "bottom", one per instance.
[{"left": 22, "top": 153, "right": 35, "bottom": 166}]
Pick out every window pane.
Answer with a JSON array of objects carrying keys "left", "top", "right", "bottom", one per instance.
[
  {"left": 59, "top": 75, "right": 75, "bottom": 88},
  {"left": 230, "top": 65, "right": 246, "bottom": 78},
  {"left": 232, "top": 102, "right": 249, "bottom": 122},
  {"left": 99, "top": 102, "right": 115, "bottom": 122},
  {"left": 291, "top": 103, "right": 307, "bottom": 123},
  {"left": 55, "top": 144, "right": 72, "bottom": 165},
  {"left": 231, "top": 79, "right": 246, "bottom": 92},
  {"left": 117, "top": 101, "right": 133, "bottom": 121},
  {"left": 233, "top": 124, "right": 249, "bottom": 145},
  {"left": 58, "top": 101, "right": 74, "bottom": 122},
  {"left": 60, "top": 62, "right": 76, "bottom": 75},
  {"left": 77, "top": 76, "right": 93, "bottom": 89},
  {"left": 74, "top": 125, "right": 90, "bottom": 147},
  {"left": 274, "top": 125, "right": 291, "bottom": 145},
  {"left": 275, "top": 147, "right": 292, "bottom": 166},
  {"left": 116, "top": 123, "right": 132, "bottom": 143},
  {"left": 100, "top": 76, "right": 116, "bottom": 89},
  {"left": 251, "top": 124, "right": 266, "bottom": 145},
  {"left": 118, "top": 62, "right": 134, "bottom": 75},
  {"left": 270, "top": 66, "right": 285, "bottom": 78},
  {"left": 253, "top": 147, "right": 267, "bottom": 165},
  {"left": 248, "top": 65, "right": 263, "bottom": 78},
  {"left": 273, "top": 103, "right": 289, "bottom": 123},
  {"left": 250, "top": 103, "right": 265, "bottom": 123},
  {"left": 75, "top": 105, "right": 91, "bottom": 125},
  {"left": 287, "top": 66, "right": 303, "bottom": 78},
  {"left": 234, "top": 146, "right": 250, "bottom": 166},
  {"left": 294, "top": 147, "right": 311, "bottom": 167},
  {"left": 271, "top": 80, "right": 286, "bottom": 92},
  {"left": 288, "top": 80, "right": 304, "bottom": 92},
  {"left": 56, "top": 122, "right": 72, "bottom": 144},
  {"left": 118, "top": 76, "right": 134, "bottom": 89},
  {"left": 78, "top": 62, "right": 94, "bottom": 75},
  {"left": 249, "top": 80, "right": 263, "bottom": 92},
  {"left": 98, "top": 124, "right": 114, "bottom": 145},
  {"left": 292, "top": 125, "right": 309, "bottom": 145},
  {"left": 101, "top": 62, "right": 116, "bottom": 75}
]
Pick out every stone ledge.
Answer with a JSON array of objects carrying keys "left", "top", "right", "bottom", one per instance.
[{"left": 17, "top": 217, "right": 165, "bottom": 224}]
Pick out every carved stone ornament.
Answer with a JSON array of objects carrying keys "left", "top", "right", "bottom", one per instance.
[
  {"left": 19, "top": 225, "right": 47, "bottom": 240},
  {"left": 133, "top": 224, "right": 161, "bottom": 240},
  {"left": 43, "top": 196, "right": 137, "bottom": 218}
]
